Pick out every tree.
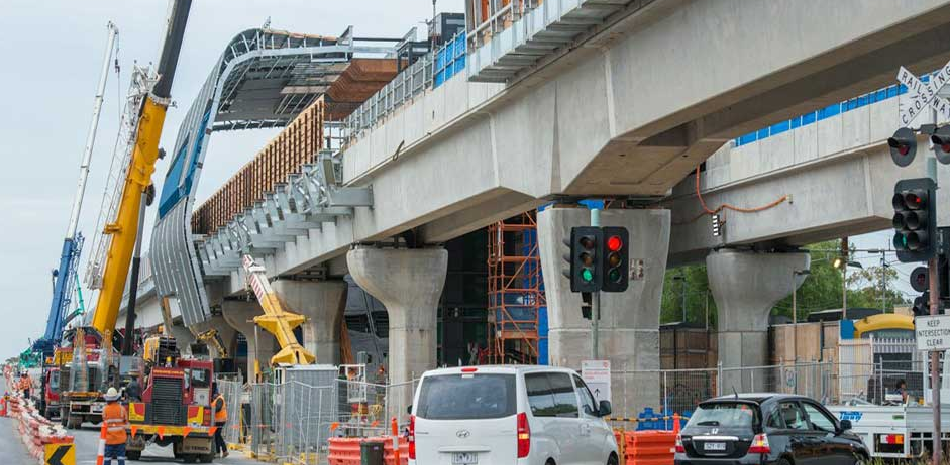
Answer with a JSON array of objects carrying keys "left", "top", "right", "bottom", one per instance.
[{"left": 845, "top": 264, "right": 910, "bottom": 311}]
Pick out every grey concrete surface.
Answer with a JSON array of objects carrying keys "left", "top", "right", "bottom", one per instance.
[
  {"left": 667, "top": 95, "right": 950, "bottom": 265},
  {"left": 537, "top": 207, "right": 670, "bottom": 415},
  {"left": 221, "top": 300, "right": 277, "bottom": 381},
  {"left": 271, "top": 280, "right": 347, "bottom": 365},
  {"left": 347, "top": 247, "right": 447, "bottom": 420},
  {"left": 707, "top": 249, "right": 810, "bottom": 391},
  {"left": 190, "top": 315, "right": 238, "bottom": 359}
]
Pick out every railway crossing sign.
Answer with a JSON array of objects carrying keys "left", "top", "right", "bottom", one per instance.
[
  {"left": 44, "top": 443, "right": 75, "bottom": 465},
  {"left": 897, "top": 64, "right": 950, "bottom": 125},
  {"left": 916, "top": 314, "right": 950, "bottom": 351}
]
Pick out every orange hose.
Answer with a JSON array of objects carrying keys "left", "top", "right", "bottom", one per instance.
[{"left": 695, "top": 166, "right": 787, "bottom": 215}]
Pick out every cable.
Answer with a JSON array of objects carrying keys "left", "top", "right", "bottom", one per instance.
[{"left": 694, "top": 166, "right": 789, "bottom": 216}]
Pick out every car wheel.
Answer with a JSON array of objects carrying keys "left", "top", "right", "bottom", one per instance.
[
  {"left": 853, "top": 453, "right": 868, "bottom": 465},
  {"left": 775, "top": 459, "right": 791, "bottom": 465},
  {"left": 126, "top": 450, "right": 141, "bottom": 461}
]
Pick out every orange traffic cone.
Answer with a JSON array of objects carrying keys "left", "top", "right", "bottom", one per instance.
[
  {"left": 672, "top": 413, "right": 681, "bottom": 434},
  {"left": 96, "top": 421, "right": 107, "bottom": 465}
]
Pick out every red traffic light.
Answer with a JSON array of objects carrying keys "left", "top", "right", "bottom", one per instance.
[
  {"left": 607, "top": 235, "right": 623, "bottom": 252},
  {"left": 905, "top": 193, "right": 922, "bottom": 208}
]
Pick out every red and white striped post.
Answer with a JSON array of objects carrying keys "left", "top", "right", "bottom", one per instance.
[{"left": 95, "top": 421, "right": 107, "bottom": 465}]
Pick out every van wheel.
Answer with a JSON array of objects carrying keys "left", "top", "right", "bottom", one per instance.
[
  {"left": 607, "top": 454, "right": 619, "bottom": 465},
  {"left": 546, "top": 460, "right": 555, "bottom": 465}
]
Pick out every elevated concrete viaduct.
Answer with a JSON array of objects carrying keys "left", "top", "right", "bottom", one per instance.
[{"left": 119, "top": 0, "right": 950, "bottom": 413}]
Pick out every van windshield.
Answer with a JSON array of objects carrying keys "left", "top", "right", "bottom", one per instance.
[{"left": 416, "top": 373, "right": 516, "bottom": 420}]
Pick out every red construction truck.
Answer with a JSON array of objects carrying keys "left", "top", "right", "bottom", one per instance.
[{"left": 126, "top": 336, "right": 216, "bottom": 463}]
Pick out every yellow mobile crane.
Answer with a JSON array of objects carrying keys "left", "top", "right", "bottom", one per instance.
[
  {"left": 60, "top": 0, "right": 193, "bottom": 429},
  {"left": 242, "top": 254, "right": 314, "bottom": 380}
]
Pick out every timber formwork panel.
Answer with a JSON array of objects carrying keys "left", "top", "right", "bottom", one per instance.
[{"left": 192, "top": 97, "right": 325, "bottom": 234}]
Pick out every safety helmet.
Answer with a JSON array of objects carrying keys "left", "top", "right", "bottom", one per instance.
[{"left": 104, "top": 387, "right": 121, "bottom": 402}]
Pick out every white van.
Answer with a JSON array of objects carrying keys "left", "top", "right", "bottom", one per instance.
[{"left": 409, "top": 365, "right": 619, "bottom": 465}]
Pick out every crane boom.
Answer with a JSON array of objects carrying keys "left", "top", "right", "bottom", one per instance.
[
  {"left": 91, "top": 0, "right": 192, "bottom": 343},
  {"left": 34, "top": 22, "right": 118, "bottom": 355},
  {"left": 242, "top": 254, "right": 315, "bottom": 366}
]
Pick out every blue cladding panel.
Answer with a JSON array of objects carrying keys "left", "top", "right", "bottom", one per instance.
[
  {"left": 734, "top": 71, "right": 941, "bottom": 147},
  {"left": 158, "top": 110, "right": 212, "bottom": 218}
]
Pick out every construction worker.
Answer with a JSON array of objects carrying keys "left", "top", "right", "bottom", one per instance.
[
  {"left": 18, "top": 373, "right": 30, "bottom": 399},
  {"left": 212, "top": 384, "right": 228, "bottom": 458},
  {"left": 102, "top": 387, "right": 128, "bottom": 465}
]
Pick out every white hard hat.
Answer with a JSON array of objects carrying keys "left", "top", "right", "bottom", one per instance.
[{"left": 104, "top": 387, "right": 121, "bottom": 402}]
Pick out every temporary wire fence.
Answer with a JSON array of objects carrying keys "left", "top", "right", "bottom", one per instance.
[
  {"left": 218, "top": 378, "right": 420, "bottom": 464},
  {"left": 609, "top": 360, "right": 928, "bottom": 427}
]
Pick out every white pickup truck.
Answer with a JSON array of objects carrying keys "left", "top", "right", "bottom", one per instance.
[{"left": 828, "top": 354, "right": 950, "bottom": 460}]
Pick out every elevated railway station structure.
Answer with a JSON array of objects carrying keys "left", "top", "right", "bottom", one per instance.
[{"left": 114, "top": 0, "right": 950, "bottom": 415}]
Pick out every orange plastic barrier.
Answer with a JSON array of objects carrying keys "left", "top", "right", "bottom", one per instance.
[
  {"left": 327, "top": 436, "right": 408, "bottom": 465},
  {"left": 625, "top": 430, "right": 676, "bottom": 465}
]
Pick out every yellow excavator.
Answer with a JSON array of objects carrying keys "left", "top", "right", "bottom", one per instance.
[{"left": 59, "top": 0, "right": 193, "bottom": 429}]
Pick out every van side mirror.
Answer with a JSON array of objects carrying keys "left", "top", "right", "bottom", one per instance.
[
  {"left": 407, "top": 404, "right": 413, "bottom": 415},
  {"left": 838, "top": 419, "right": 852, "bottom": 433},
  {"left": 598, "top": 400, "right": 612, "bottom": 417}
]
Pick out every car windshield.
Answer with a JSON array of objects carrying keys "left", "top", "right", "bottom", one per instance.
[
  {"left": 688, "top": 402, "right": 758, "bottom": 429},
  {"left": 416, "top": 373, "right": 516, "bottom": 420}
]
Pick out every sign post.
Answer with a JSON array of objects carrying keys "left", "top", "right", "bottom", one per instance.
[
  {"left": 582, "top": 360, "right": 612, "bottom": 406},
  {"left": 899, "top": 64, "right": 950, "bottom": 465}
]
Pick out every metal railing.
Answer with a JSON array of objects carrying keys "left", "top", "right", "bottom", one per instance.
[{"left": 342, "top": 31, "right": 466, "bottom": 145}]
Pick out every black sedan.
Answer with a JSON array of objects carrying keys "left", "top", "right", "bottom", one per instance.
[{"left": 674, "top": 393, "right": 868, "bottom": 465}]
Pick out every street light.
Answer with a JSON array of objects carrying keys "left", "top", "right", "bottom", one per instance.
[{"left": 792, "top": 269, "right": 811, "bottom": 362}]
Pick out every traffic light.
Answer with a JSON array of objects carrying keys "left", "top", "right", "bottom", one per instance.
[
  {"left": 601, "top": 226, "right": 629, "bottom": 292},
  {"left": 564, "top": 226, "right": 603, "bottom": 293},
  {"left": 911, "top": 266, "right": 929, "bottom": 293},
  {"left": 933, "top": 126, "right": 950, "bottom": 165},
  {"left": 892, "top": 178, "right": 937, "bottom": 262},
  {"left": 913, "top": 291, "right": 931, "bottom": 316},
  {"left": 887, "top": 127, "right": 917, "bottom": 167}
]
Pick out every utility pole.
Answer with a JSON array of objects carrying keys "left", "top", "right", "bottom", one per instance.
[
  {"left": 927, "top": 106, "right": 942, "bottom": 464},
  {"left": 591, "top": 208, "right": 601, "bottom": 359}
]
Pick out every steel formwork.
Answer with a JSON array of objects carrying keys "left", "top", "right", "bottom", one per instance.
[{"left": 487, "top": 212, "right": 543, "bottom": 364}]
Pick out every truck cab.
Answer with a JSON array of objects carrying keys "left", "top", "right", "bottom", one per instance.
[
  {"left": 42, "top": 366, "right": 60, "bottom": 419},
  {"left": 127, "top": 356, "right": 216, "bottom": 462}
]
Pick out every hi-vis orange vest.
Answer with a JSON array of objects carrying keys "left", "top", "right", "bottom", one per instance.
[
  {"left": 103, "top": 403, "right": 128, "bottom": 445},
  {"left": 213, "top": 395, "right": 227, "bottom": 423}
]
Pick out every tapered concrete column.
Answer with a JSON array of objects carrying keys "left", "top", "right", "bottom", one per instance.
[
  {"left": 538, "top": 208, "right": 670, "bottom": 416},
  {"left": 190, "top": 315, "right": 237, "bottom": 359},
  {"left": 166, "top": 323, "right": 196, "bottom": 356},
  {"left": 222, "top": 300, "right": 277, "bottom": 381},
  {"left": 707, "top": 249, "right": 810, "bottom": 392},
  {"left": 271, "top": 280, "right": 348, "bottom": 365},
  {"left": 347, "top": 247, "right": 447, "bottom": 420}
]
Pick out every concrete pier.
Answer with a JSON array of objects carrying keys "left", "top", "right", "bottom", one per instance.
[
  {"left": 707, "top": 248, "right": 810, "bottom": 391},
  {"left": 271, "top": 280, "right": 348, "bottom": 365},
  {"left": 347, "top": 247, "right": 448, "bottom": 420},
  {"left": 538, "top": 207, "right": 670, "bottom": 415}
]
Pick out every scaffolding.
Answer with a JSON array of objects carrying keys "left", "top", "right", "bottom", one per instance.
[{"left": 487, "top": 212, "right": 544, "bottom": 364}]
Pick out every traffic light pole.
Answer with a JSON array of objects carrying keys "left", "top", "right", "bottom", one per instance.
[
  {"left": 591, "top": 208, "right": 601, "bottom": 360},
  {"left": 928, "top": 111, "right": 942, "bottom": 463}
]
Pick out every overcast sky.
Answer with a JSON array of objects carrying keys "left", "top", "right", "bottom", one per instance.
[
  {"left": 0, "top": 1, "right": 916, "bottom": 361},
  {"left": 0, "top": 0, "right": 462, "bottom": 358}
]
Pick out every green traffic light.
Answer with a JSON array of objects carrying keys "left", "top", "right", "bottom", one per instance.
[
  {"left": 609, "top": 269, "right": 621, "bottom": 283},
  {"left": 582, "top": 269, "right": 594, "bottom": 282}
]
